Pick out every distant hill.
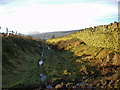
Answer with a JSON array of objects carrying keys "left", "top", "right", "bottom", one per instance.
[{"left": 28, "top": 30, "right": 80, "bottom": 40}]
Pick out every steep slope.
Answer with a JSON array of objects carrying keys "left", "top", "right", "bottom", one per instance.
[
  {"left": 46, "top": 22, "right": 120, "bottom": 88},
  {"left": 2, "top": 35, "right": 42, "bottom": 88},
  {"left": 47, "top": 21, "right": 120, "bottom": 51}
]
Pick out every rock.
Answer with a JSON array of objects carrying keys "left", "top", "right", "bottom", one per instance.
[
  {"left": 89, "top": 84, "right": 93, "bottom": 87},
  {"left": 109, "top": 80, "right": 114, "bottom": 85},
  {"left": 96, "top": 82, "right": 101, "bottom": 87},
  {"left": 55, "top": 83, "right": 63, "bottom": 89},
  {"left": 66, "top": 82, "right": 74, "bottom": 87},
  {"left": 102, "top": 81, "right": 107, "bottom": 87},
  {"left": 106, "top": 54, "right": 110, "bottom": 62},
  {"left": 72, "top": 86, "right": 78, "bottom": 88},
  {"left": 77, "top": 84, "right": 85, "bottom": 88},
  {"left": 113, "top": 53, "right": 120, "bottom": 66}
]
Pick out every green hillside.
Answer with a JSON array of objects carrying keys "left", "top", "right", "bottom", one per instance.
[
  {"left": 2, "top": 35, "right": 42, "bottom": 88},
  {"left": 46, "top": 22, "right": 120, "bottom": 88},
  {"left": 47, "top": 21, "right": 120, "bottom": 51}
]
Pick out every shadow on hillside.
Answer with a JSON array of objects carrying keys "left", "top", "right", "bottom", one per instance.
[
  {"left": 45, "top": 42, "right": 98, "bottom": 79},
  {"left": 45, "top": 39, "right": 120, "bottom": 88}
]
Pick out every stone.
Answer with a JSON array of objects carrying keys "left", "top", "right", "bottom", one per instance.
[
  {"left": 108, "top": 25, "right": 111, "bottom": 29},
  {"left": 118, "top": 22, "right": 120, "bottom": 28},
  {"left": 106, "top": 55, "right": 110, "bottom": 62},
  {"left": 113, "top": 53, "right": 120, "bottom": 66},
  {"left": 113, "top": 22, "right": 118, "bottom": 28},
  {"left": 55, "top": 84, "right": 63, "bottom": 89}
]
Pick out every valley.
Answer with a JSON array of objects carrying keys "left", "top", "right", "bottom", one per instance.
[{"left": 2, "top": 21, "right": 120, "bottom": 89}]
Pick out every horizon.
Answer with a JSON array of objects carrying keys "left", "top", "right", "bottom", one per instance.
[{"left": 0, "top": 0, "right": 119, "bottom": 34}]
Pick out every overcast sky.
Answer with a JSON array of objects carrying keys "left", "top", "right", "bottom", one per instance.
[{"left": 0, "top": 0, "right": 119, "bottom": 34}]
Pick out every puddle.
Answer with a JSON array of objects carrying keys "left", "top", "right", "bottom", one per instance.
[
  {"left": 48, "top": 47, "right": 50, "bottom": 50},
  {"left": 39, "top": 60, "right": 43, "bottom": 66},
  {"left": 41, "top": 75, "right": 46, "bottom": 82},
  {"left": 39, "top": 73, "right": 53, "bottom": 88},
  {"left": 41, "top": 51, "right": 44, "bottom": 57},
  {"left": 39, "top": 73, "right": 43, "bottom": 76},
  {"left": 39, "top": 73, "right": 46, "bottom": 82}
]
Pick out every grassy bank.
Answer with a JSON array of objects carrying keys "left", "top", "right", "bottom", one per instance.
[{"left": 2, "top": 35, "right": 42, "bottom": 88}]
